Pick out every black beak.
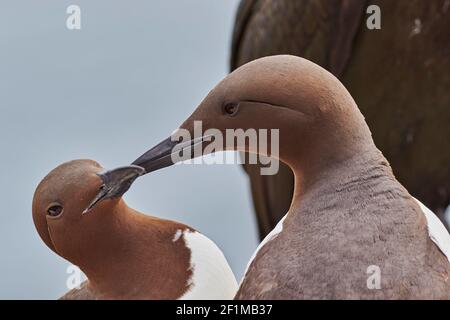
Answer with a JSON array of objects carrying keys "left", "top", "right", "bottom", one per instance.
[
  {"left": 83, "top": 165, "right": 145, "bottom": 214},
  {"left": 83, "top": 134, "right": 210, "bottom": 213},
  {"left": 131, "top": 135, "right": 210, "bottom": 174}
]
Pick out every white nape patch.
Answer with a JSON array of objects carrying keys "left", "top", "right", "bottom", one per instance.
[
  {"left": 172, "top": 229, "right": 183, "bottom": 242},
  {"left": 414, "top": 198, "right": 450, "bottom": 263},
  {"left": 179, "top": 230, "right": 238, "bottom": 300},
  {"left": 240, "top": 213, "right": 288, "bottom": 284}
]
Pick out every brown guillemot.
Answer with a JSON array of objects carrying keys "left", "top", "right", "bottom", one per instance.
[
  {"left": 32, "top": 159, "right": 238, "bottom": 299},
  {"left": 90, "top": 55, "right": 450, "bottom": 299}
]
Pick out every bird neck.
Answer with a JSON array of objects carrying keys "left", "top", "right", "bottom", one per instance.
[
  {"left": 70, "top": 201, "right": 191, "bottom": 299},
  {"left": 67, "top": 202, "right": 155, "bottom": 298},
  {"left": 288, "top": 144, "right": 392, "bottom": 214},
  {"left": 277, "top": 94, "right": 383, "bottom": 211},
  {"left": 68, "top": 201, "right": 134, "bottom": 278}
]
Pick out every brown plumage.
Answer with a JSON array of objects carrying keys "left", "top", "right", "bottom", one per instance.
[
  {"left": 32, "top": 160, "right": 237, "bottom": 299},
  {"left": 231, "top": 0, "right": 450, "bottom": 239},
  {"left": 130, "top": 55, "right": 450, "bottom": 299}
]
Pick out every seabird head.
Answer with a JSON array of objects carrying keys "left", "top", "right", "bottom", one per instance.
[
  {"left": 131, "top": 55, "right": 371, "bottom": 170},
  {"left": 88, "top": 55, "right": 373, "bottom": 210},
  {"left": 32, "top": 160, "right": 143, "bottom": 257}
]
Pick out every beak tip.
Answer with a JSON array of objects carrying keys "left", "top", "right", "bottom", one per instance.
[{"left": 82, "top": 203, "right": 95, "bottom": 215}]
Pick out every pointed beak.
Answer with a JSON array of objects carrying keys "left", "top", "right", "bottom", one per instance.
[
  {"left": 83, "top": 165, "right": 145, "bottom": 214},
  {"left": 84, "top": 134, "right": 210, "bottom": 213},
  {"left": 131, "top": 135, "right": 210, "bottom": 174}
]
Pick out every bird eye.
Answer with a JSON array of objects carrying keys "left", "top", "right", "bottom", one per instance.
[
  {"left": 223, "top": 102, "right": 239, "bottom": 116},
  {"left": 47, "top": 205, "right": 63, "bottom": 217}
]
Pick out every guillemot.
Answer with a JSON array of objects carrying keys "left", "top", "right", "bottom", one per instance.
[
  {"left": 91, "top": 55, "right": 450, "bottom": 299},
  {"left": 32, "top": 159, "right": 238, "bottom": 299}
]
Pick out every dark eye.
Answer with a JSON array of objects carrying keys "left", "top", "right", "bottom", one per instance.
[
  {"left": 223, "top": 102, "right": 239, "bottom": 116},
  {"left": 47, "top": 205, "right": 63, "bottom": 217}
]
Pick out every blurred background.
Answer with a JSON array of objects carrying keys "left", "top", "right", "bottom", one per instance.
[{"left": 0, "top": 0, "right": 257, "bottom": 299}]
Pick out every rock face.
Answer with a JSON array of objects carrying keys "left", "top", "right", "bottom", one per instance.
[{"left": 231, "top": 0, "right": 450, "bottom": 238}]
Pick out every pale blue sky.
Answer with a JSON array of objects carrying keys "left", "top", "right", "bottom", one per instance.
[{"left": 0, "top": 0, "right": 259, "bottom": 299}]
